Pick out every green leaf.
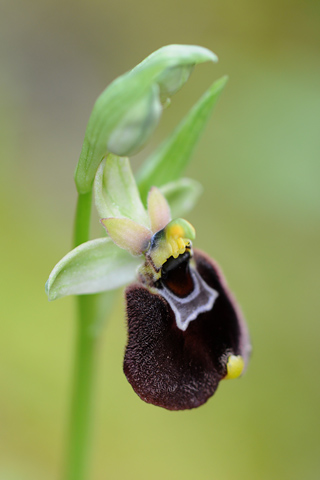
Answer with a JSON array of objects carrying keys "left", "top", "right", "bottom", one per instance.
[
  {"left": 94, "top": 154, "right": 149, "bottom": 226},
  {"left": 45, "top": 238, "right": 141, "bottom": 301},
  {"left": 159, "top": 178, "right": 203, "bottom": 218},
  {"left": 136, "top": 76, "right": 228, "bottom": 202},
  {"left": 74, "top": 44, "right": 217, "bottom": 194}
]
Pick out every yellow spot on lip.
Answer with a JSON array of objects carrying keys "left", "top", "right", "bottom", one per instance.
[{"left": 224, "top": 355, "right": 244, "bottom": 380}]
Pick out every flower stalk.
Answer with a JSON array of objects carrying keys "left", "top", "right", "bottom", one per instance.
[
  {"left": 64, "top": 293, "right": 98, "bottom": 480},
  {"left": 73, "top": 192, "right": 93, "bottom": 247},
  {"left": 64, "top": 191, "right": 98, "bottom": 480}
]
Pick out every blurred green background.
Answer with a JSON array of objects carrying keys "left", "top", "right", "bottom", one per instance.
[{"left": 1, "top": 0, "right": 320, "bottom": 479}]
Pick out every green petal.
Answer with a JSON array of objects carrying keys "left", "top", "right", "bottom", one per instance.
[
  {"left": 160, "top": 178, "right": 203, "bottom": 218},
  {"left": 147, "top": 186, "right": 171, "bottom": 233},
  {"left": 94, "top": 154, "right": 149, "bottom": 227},
  {"left": 101, "top": 218, "right": 152, "bottom": 256},
  {"left": 136, "top": 76, "right": 228, "bottom": 202},
  {"left": 45, "top": 238, "right": 141, "bottom": 301},
  {"left": 74, "top": 44, "right": 217, "bottom": 194}
]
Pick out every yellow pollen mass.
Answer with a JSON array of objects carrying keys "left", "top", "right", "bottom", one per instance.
[
  {"left": 168, "top": 237, "right": 188, "bottom": 259},
  {"left": 167, "top": 224, "right": 185, "bottom": 239},
  {"left": 177, "top": 238, "right": 186, "bottom": 253},
  {"left": 224, "top": 355, "right": 244, "bottom": 380},
  {"left": 170, "top": 239, "right": 180, "bottom": 258},
  {"left": 148, "top": 218, "right": 196, "bottom": 271}
]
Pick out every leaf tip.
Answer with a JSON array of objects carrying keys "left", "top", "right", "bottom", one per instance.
[
  {"left": 211, "top": 75, "right": 229, "bottom": 93},
  {"left": 45, "top": 279, "right": 56, "bottom": 302}
]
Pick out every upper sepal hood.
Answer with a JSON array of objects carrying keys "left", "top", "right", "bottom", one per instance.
[
  {"left": 74, "top": 44, "right": 218, "bottom": 194},
  {"left": 123, "top": 249, "right": 250, "bottom": 410}
]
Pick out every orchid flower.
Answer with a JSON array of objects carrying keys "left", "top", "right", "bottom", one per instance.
[{"left": 47, "top": 154, "right": 251, "bottom": 410}]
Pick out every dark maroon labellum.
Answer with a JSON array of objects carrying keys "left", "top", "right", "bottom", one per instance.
[{"left": 123, "top": 249, "right": 250, "bottom": 410}]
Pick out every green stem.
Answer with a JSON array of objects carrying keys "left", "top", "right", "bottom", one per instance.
[
  {"left": 64, "top": 295, "right": 98, "bottom": 480},
  {"left": 64, "top": 190, "right": 97, "bottom": 480},
  {"left": 73, "top": 191, "right": 92, "bottom": 247}
]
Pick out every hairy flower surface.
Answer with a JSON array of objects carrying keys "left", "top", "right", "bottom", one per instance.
[{"left": 124, "top": 249, "right": 250, "bottom": 410}]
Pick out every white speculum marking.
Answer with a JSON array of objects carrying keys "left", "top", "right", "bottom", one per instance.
[{"left": 159, "top": 269, "right": 219, "bottom": 331}]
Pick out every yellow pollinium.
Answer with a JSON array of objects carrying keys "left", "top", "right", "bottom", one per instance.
[
  {"left": 167, "top": 223, "right": 185, "bottom": 239},
  {"left": 150, "top": 218, "right": 196, "bottom": 270},
  {"left": 167, "top": 236, "right": 189, "bottom": 259},
  {"left": 165, "top": 220, "right": 195, "bottom": 259},
  {"left": 224, "top": 355, "right": 244, "bottom": 380}
]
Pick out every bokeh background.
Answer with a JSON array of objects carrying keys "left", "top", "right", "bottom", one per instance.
[{"left": 1, "top": 0, "right": 320, "bottom": 479}]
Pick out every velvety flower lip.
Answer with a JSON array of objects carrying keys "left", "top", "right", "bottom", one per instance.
[{"left": 123, "top": 248, "right": 251, "bottom": 411}]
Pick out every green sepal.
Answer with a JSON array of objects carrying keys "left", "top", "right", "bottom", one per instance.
[
  {"left": 88, "top": 290, "right": 117, "bottom": 338},
  {"left": 107, "top": 83, "right": 162, "bottom": 156},
  {"left": 136, "top": 76, "right": 228, "bottom": 202},
  {"left": 160, "top": 177, "right": 203, "bottom": 218},
  {"left": 132, "top": 44, "right": 218, "bottom": 105},
  {"left": 74, "top": 44, "right": 218, "bottom": 194},
  {"left": 45, "top": 238, "right": 141, "bottom": 301},
  {"left": 94, "top": 154, "right": 149, "bottom": 227}
]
